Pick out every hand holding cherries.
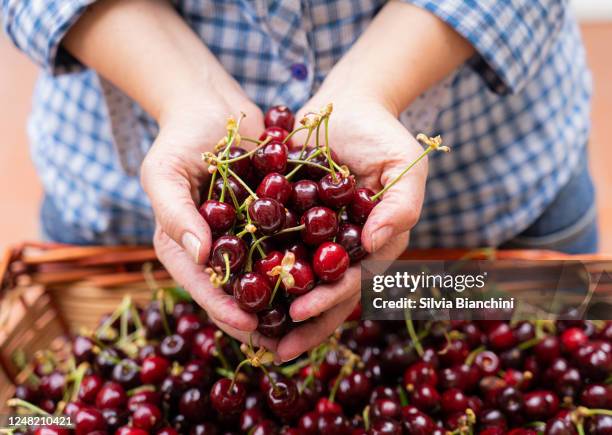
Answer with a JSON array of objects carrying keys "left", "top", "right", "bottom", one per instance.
[{"left": 199, "top": 104, "right": 449, "bottom": 338}]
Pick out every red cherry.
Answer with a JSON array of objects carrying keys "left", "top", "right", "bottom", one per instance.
[
  {"left": 127, "top": 390, "right": 161, "bottom": 412},
  {"left": 336, "top": 223, "right": 367, "bottom": 262},
  {"left": 259, "top": 126, "right": 291, "bottom": 146},
  {"left": 349, "top": 187, "right": 378, "bottom": 225},
  {"left": 284, "top": 242, "right": 310, "bottom": 261},
  {"left": 284, "top": 258, "right": 315, "bottom": 295},
  {"left": 78, "top": 374, "right": 103, "bottom": 404},
  {"left": 249, "top": 198, "right": 286, "bottom": 235},
  {"left": 95, "top": 382, "right": 127, "bottom": 410},
  {"left": 277, "top": 208, "right": 299, "bottom": 243},
  {"left": 132, "top": 403, "right": 162, "bottom": 431},
  {"left": 257, "top": 305, "right": 289, "bottom": 338},
  {"left": 301, "top": 206, "right": 338, "bottom": 245},
  {"left": 140, "top": 356, "right": 170, "bottom": 385},
  {"left": 210, "top": 235, "right": 247, "bottom": 273},
  {"left": 213, "top": 175, "right": 250, "bottom": 203},
  {"left": 252, "top": 141, "right": 289, "bottom": 175},
  {"left": 254, "top": 251, "right": 284, "bottom": 286},
  {"left": 175, "top": 313, "right": 203, "bottom": 341},
  {"left": 210, "top": 378, "right": 246, "bottom": 415},
  {"left": 290, "top": 180, "right": 320, "bottom": 214},
  {"left": 474, "top": 350, "right": 501, "bottom": 375},
  {"left": 266, "top": 378, "right": 299, "bottom": 418},
  {"left": 116, "top": 427, "right": 148, "bottom": 435},
  {"left": 523, "top": 390, "right": 559, "bottom": 420},
  {"left": 317, "top": 174, "right": 355, "bottom": 208},
  {"left": 408, "top": 384, "right": 440, "bottom": 412},
  {"left": 233, "top": 272, "right": 272, "bottom": 313},
  {"left": 305, "top": 148, "right": 338, "bottom": 180},
  {"left": 192, "top": 326, "right": 216, "bottom": 361},
  {"left": 223, "top": 146, "right": 252, "bottom": 179},
  {"left": 156, "top": 428, "right": 179, "bottom": 435},
  {"left": 74, "top": 408, "right": 107, "bottom": 435},
  {"left": 199, "top": 200, "right": 236, "bottom": 235},
  {"left": 256, "top": 173, "right": 292, "bottom": 204},
  {"left": 560, "top": 327, "right": 588, "bottom": 352},
  {"left": 179, "top": 387, "right": 210, "bottom": 422},
  {"left": 403, "top": 362, "right": 438, "bottom": 387},
  {"left": 34, "top": 427, "right": 70, "bottom": 435},
  {"left": 264, "top": 105, "right": 295, "bottom": 131},
  {"left": 440, "top": 388, "right": 469, "bottom": 415},
  {"left": 313, "top": 242, "right": 349, "bottom": 282},
  {"left": 488, "top": 322, "right": 517, "bottom": 350},
  {"left": 40, "top": 371, "right": 65, "bottom": 401}
]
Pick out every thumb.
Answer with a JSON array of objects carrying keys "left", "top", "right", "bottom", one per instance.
[
  {"left": 141, "top": 144, "right": 211, "bottom": 264},
  {"left": 361, "top": 160, "right": 426, "bottom": 253}
]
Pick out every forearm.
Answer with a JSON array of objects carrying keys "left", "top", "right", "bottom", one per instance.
[
  {"left": 62, "top": 0, "right": 246, "bottom": 123},
  {"left": 319, "top": 2, "right": 474, "bottom": 115}
]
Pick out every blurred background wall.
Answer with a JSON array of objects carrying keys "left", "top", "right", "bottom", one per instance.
[{"left": 1, "top": 11, "right": 611, "bottom": 252}]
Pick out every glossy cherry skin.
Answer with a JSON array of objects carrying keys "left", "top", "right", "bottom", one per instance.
[
  {"left": 534, "top": 335, "right": 561, "bottom": 365},
  {"left": 116, "top": 428, "right": 148, "bottom": 435},
  {"left": 34, "top": 427, "right": 70, "bottom": 435},
  {"left": 316, "top": 397, "right": 343, "bottom": 415},
  {"left": 290, "top": 180, "right": 320, "bottom": 214},
  {"left": 575, "top": 340, "right": 612, "bottom": 380},
  {"left": 74, "top": 408, "right": 107, "bottom": 435},
  {"left": 127, "top": 390, "right": 161, "bottom": 412},
  {"left": 370, "top": 398, "right": 402, "bottom": 421},
  {"left": 488, "top": 322, "right": 517, "bottom": 350},
  {"left": 474, "top": 350, "right": 501, "bottom": 375},
  {"left": 252, "top": 141, "right": 289, "bottom": 175},
  {"left": 249, "top": 198, "right": 286, "bottom": 235},
  {"left": 284, "top": 258, "right": 315, "bottom": 295},
  {"left": 210, "top": 235, "right": 247, "bottom": 273},
  {"left": 199, "top": 200, "right": 236, "bottom": 235},
  {"left": 260, "top": 126, "right": 291, "bottom": 145},
  {"left": 132, "top": 403, "right": 162, "bottom": 431},
  {"left": 256, "top": 173, "right": 292, "bottom": 204},
  {"left": 560, "top": 327, "right": 588, "bottom": 352},
  {"left": 349, "top": 188, "right": 378, "bottom": 225},
  {"left": 317, "top": 174, "right": 355, "bottom": 208},
  {"left": 545, "top": 418, "right": 578, "bottom": 435},
  {"left": 336, "top": 223, "right": 367, "bottom": 262},
  {"left": 40, "top": 371, "right": 65, "bottom": 400},
  {"left": 284, "top": 242, "right": 310, "bottom": 262},
  {"left": 157, "top": 428, "right": 179, "bottom": 435},
  {"left": 266, "top": 378, "right": 299, "bottom": 418},
  {"left": 523, "top": 390, "right": 559, "bottom": 420},
  {"left": 224, "top": 146, "right": 252, "bottom": 179},
  {"left": 112, "top": 358, "right": 140, "bottom": 389},
  {"left": 96, "top": 382, "right": 127, "bottom": 410},
  {"left": 233, "top": 272, "right": 272, "bottom": 313},
  {"left": 305, "top": 147, "right": 338, "bottom": 180},
  {"left": 301, "top": 206, "right": 338, "bottom": 245},
  {"left": 176, "top": 313, "right": 204, "bottom": 341},
  {"left": 408, "top": 384, "right": 440, "bottom": 412},
  {"left": 210, "top": 378, "right": 246, "bottom": 415},
  {"left": 403, "top": 362, "right": 438, "bottom": 387},
  {"left": 192, "top": 327, "right": 216, "bottom": 361},
  {"left": 257, "top": 305, "right": 289, "bottom": 338},
  {"left": 179, "top": 387, "right": 209, "bottom": 422},
  {"left": 78, "top": 374, "right": 103, "bottom": 404},
  {"left": 254, "top": 251, "right": 284, "bottom": 286},
  {"left": 213, "top": 175, "right": 250, "bottom": 204},
  {"left": 580, "top": 383, "right": 612, "bottom": 408},
  {"left": 313, "top": 242, "right": 349, "bottom": 282},
  {"left": 140, "top": 356, "right": 170, "bottom": 385},
  {"left": 264, "top": 105, "right": 295, "bottom": 131},
  {"left": 240, "top": 408, "right": 265, "bottom": 432},
  {"left": 402, "top": 410, "right": 436, "bottom": 435},
  {"left": 160, "top": 334, "right": 190, "bottom": 363},
  {"left": 73, "top": 335, "right": 95, "bottom": 363}
]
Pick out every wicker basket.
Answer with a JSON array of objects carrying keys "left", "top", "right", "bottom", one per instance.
[{"left": 0, "top": 243, "right": 610, "bottom": 414}]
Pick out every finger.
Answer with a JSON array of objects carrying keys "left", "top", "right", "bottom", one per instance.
[
  {"left": 154, "top": 228, "right": 257, "bottom": 332},
  {"left": 289, "top": 266, "right": 360, "bottom": 322},
  {"left": 289, "top": 232, "right": 408, "bottom": 322},
  {"left": 362, "top": 149, "right": 427, "bottom": 253},
  {"left": 142, "top": 141, "right": 211, "bottom": 264},
  {"left": 276, "top": 294, "right": 360, "bottom": 363},
  {"left": 211, "top": 318, "right": 279, "bottom": 352}
]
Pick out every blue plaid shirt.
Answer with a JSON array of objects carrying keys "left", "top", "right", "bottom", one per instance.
[{"left": 2, "top": 0, "right": 592, "bottom": 248}]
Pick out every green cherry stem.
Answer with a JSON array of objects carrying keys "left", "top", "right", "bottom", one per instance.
[
  {"left": 286, "top": 158, "right": 333, "bottom": 173},
  {"left": 299, "top": 127, "right": 314, "bottom": 159},
  {"left": 226, "top": 167, "right": 258, "bottom": 199},
  {"left": 285, "top": 147, "right": 323, "bottom": 180},
  {"left": 6, "top": 398, "right": 51, "bottom": 416},
  {"left": 220, "top": 253, "right": 231, "bottom": 285},
  {"left": 214, "top": 137, "right": 271, "bottom": 165},
  {"left": 213, "top": 331, "right": 232, "bottom": 371},
  {"left": 269, "top": 275, "right": 282, "bottom": 307},
  {"left": 228, "top": 359, "right": 250, "bottom": 390},
  {"left": 404, "top": 308, "right": 424, "bottom": 357},
  {"left": 283, "top": 125, "right": 310, "bottom": 145},
  {"left": 322, "top": 117, "right": 338, "bottom": 182},
  {"left": 371, "top": 135, "right": 450, "bottom": 202}
]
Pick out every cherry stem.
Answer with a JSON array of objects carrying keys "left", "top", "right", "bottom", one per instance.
[
  {"left": 287, "top": 158, "right": 333, "bottom": 173},
  {"left": 370, "top": 145, "right": 436, "bottom": 202},
  {"left": 403, "top": 308, "right": 424, "bottom": 357},
  {"left": 299, "top": 127, "right": 314, "bottom": 159},
  {"left": 285, "top": 147, "right": 323, "bottom": 180},
  {"left": 328, "top": 371, "right": 343, "bottom": 403},
  {"left": 260, "top": 365, "right": 280, "bottom": 394},
  {"left": 283, "top": 125, "right": 309, "bottom": 145},
  {"left": 214, "top": 137, "right": 271, "bottom": 165},
  {"left": 229, "top": 359, "right": 250, "bottom": 390},
  {"left": 70, "top": 363, "right": 89, "bottom": 402},
  {"left": 464, "top": 345, "right": 486, "bottom": 366},
  {"left": 213, "top": 331, "right": 232, "bottom": 371},
  {"left": 241, "top": 136, "right": 265, "bottom": 144},
  {"left": 323, "top": 117, "right": 338, "bottom": 182},
  {"left": 220, "top": 253, "right": 231, "bottom": 285},
  {"left": 518, "top": 336, "right": 541, "bottom": 351},
  {"left": 363, "top": 405, "right": 371, "bottom": 431},
  {"left": 577, "top": 407, "right": 612, "bottom": 417},
  {"left": 226, "top": 167, "right": 258, "bottom": 199},
  {"left": 6, "top": 398, "right": 51, "bottom": 416},
  {"left": 156, "top": 290, "right": 172, "bottom": 336},
  {"left": 397, "top": 385, "right": 409, "bottom": 407},
  {"left": 269, "top": 275, "right": 282, "bottom": 307}
]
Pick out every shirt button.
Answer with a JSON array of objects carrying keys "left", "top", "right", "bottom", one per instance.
[{"left": 290, "top": 63, "right": 308, "bottom": 81}]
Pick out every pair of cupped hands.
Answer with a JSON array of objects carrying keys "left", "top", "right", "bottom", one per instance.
[{"left": 141, "top": 88, "right": 428, "bottom": 363}]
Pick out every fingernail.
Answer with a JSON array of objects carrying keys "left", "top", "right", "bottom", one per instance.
[
  {"left": 370, "top": 226, "right": 393, "bottom": 252},
  {"left": 182, "top": 232, "right": 202, "bottom": 263}
]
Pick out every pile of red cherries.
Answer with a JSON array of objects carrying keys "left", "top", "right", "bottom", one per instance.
[
  {"left": 198, "top": 104, "right": 443, "bottom": 339},
  {"left": 8, "top": 294, "right": 612, "bottom": 434}
]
